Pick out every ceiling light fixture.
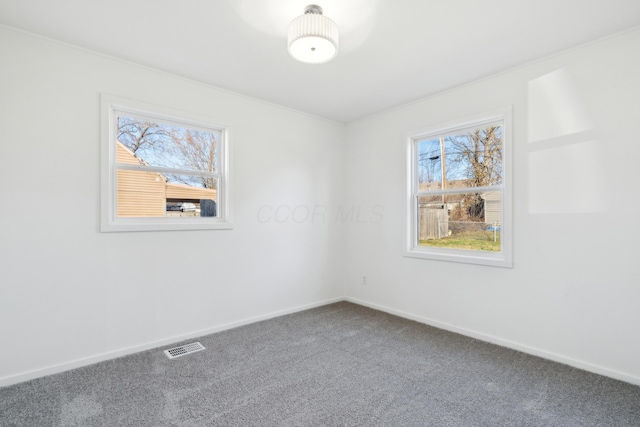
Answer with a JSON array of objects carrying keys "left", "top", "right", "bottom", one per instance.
[{"left": 288, "top": 5, "right": 339, "bottom": 64}]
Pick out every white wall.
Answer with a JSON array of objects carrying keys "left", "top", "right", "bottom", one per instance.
[
  {"left": 343, "top": 28, "right": 640, "bottom": 385},
  {"left": 0, "top": 27, "right": 345, "bottom": 385}
]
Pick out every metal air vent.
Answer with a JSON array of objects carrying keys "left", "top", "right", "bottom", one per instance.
[{"left": 164, "top": 342, "right": 205, "bottom": 359}]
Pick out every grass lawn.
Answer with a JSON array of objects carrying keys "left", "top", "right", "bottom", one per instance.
[{"left": 419, "top": 231, "right": 500, "bottom": 252}]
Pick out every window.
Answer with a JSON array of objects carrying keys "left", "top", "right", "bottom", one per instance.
[
  {"left": 101, "top": 95, "right": 231, "bottom": 232},
  {"left": 405, "top": 108, "right": 512, "bottom": 267}
]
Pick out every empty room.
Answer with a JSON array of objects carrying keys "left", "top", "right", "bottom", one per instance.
[{"left": 1, "top": 0, "right": 640, "bottom": 425}]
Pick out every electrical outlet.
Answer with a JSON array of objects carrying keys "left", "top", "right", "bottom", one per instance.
[{"left": 362, "top": 275, "right": 367, "bottom": 285}]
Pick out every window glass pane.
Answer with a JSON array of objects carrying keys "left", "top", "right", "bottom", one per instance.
[
  {"left": 116, "top": 115, "right": 220, "bottom": 173},
  {"left": 417, "top": 125, "right": 503, "bottom": 190},
  {"left": 417, "top": 191, "right": 502, "bottom": 252},
  {"left": 117, "top": 170, "right": 217, "bottom": 218},
  {"left": 417, "top": 138, "right": 444, "bottom": 191},
  {"left": 165, "top": 174, "right": 218, "bottom": 218}
]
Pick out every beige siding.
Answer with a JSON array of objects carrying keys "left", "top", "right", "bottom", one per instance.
[
  {"left": 116, "top": 142, "right": 166, "bottom": 217},
  {"left": 166, "top": 183, "right": 216, "bottom": 201},
  {"left": 115, "top": 142, "right": 216, "bottom": 216},
  {"left": 116, "top": 142, "right": 143, "bottom": 165},
  {"left": 116, "top": 170, "right": 166, "bottom": 217}
]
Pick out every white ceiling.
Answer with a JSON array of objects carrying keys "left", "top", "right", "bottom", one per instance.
[{"left": 1, "top": 0, "right": 639, "bottom": 122}]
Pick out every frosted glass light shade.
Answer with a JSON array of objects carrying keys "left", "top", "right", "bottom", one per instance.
[{"left": 288, "top": 8, "right": 339, "bottom": 64}]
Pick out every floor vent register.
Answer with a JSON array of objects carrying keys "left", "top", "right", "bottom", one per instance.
[{"left": 164, "top": 342, "right": 205, "bottom": 359}]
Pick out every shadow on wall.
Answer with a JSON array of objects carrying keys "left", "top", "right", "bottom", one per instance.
[{"left": 527, "top": 67, "right": 606, "bottom": 215}]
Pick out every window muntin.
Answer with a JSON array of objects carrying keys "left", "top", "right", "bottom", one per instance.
[
  {"left": 101, "top": 95, "right": 230, "bottom": 232},
  {"left": 406, "top": 109, "right": 511, "bottom": 267}
]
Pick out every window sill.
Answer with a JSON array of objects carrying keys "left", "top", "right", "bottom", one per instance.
[
  {"left": 404, "top": 247, "right": 512, "bottom": 268},
  {"left": 100, "top": 218, "right": 233, "bottom": 233}
]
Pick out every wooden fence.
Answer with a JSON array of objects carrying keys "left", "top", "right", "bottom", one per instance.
[{"left": 419, "top": 207, "right": 448, "bottom": 240}]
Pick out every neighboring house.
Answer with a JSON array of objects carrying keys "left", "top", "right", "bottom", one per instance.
[
  {"left": 417, "top": 180, "right": 468, "bottom": 212},
  {"left": 116, "top": 142, "right": 217, "bottom": 217},
  {"left": 481, "top": 191, "right": 501, "bottom": 224},
  {"left": 418, "top": 182, "right": 501, "bottom": 224}
]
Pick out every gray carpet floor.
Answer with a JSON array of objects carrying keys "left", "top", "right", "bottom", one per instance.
[{"left": 1, "top": 302, "right": 639, "bottom": 426}]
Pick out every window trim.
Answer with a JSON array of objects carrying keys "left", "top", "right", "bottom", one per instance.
[
  {"left": 404, "top": 107, "right": 512, "bottom": 267},
  {"left": 100, "top": 94, "right": 232, "bottom": 232}
]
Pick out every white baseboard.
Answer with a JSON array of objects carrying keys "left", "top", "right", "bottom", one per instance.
[
  {"left": 345, "top": 297, "right": 640, "bottom": 387},
  {"left": 4, "top": 296, "right": 638, "bottom": 388},
  {"left": 0, "top": 297, "right": 344, "bottom": 387}
]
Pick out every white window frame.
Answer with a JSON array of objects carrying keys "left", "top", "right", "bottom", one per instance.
[
  {"left": 100, "top": 94, "right": 232, "bottom": 232},
  {"left": 404, "top": 107, "right": 512, "bottom": 267}
]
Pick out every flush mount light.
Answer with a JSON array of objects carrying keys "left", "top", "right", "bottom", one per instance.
[{"left": 288, "top": 5, "right": 339, "bottom": 64}]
